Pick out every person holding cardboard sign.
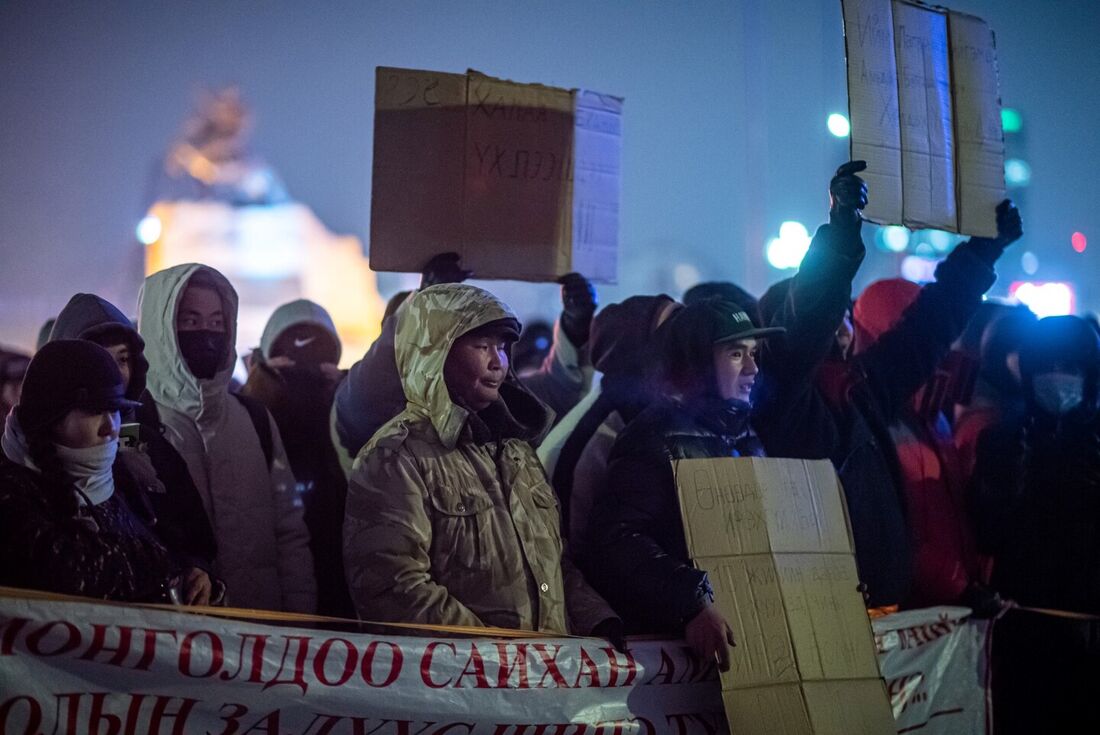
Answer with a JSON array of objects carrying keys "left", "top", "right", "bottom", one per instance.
[{"left": 580, "top": 302, "right": 784, "bottom": 669}]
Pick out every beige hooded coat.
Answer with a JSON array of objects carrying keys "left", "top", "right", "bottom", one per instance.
[
  {"left": 343, "top": 284, "right": 613, "bottom": 634},
  {"left": 139, "top": 264, "right": 316, "bottom": 613}
]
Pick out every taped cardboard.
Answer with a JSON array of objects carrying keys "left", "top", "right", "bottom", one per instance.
[
  {"left": 841, "top": 0, "right": 1004, "bottom": 237},
  {"left": 675, "top": 458, "right": 894, "bottom": 734},
  {"left": 724, "top": 680, "right": 898, "bottom": 735},
  {"left": 949, "top": 11, "right": 1004, "bottom": 238},
  {"left": 370, "top": 67, "right": 621, "bottom": 283},
  {"left": 675, "top": 458, "right": 853, "bottom": 558}
]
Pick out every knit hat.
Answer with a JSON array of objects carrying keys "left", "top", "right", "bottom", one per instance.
[
  {"left": 852, "top": 278, "right": 922, "bottom": 353},
  {"left": 16, "top": 340, "right": 140, "bottom": 438}
]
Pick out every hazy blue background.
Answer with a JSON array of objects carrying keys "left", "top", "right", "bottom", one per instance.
[{"left": 2, "top": 0, "right": 1098, "bottom": 350}]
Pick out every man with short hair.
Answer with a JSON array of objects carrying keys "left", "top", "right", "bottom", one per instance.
[{"left": 139, "top": 264, "right": 316, "bottom": 613}]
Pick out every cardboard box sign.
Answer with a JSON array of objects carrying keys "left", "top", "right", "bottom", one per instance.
[
  {"left": 370, "top": 67, "right": 622, "bottom": 283},
  {"left": 841, "top": 0, "right": 1005, "bottom": 237},
  {"left": 702, "top": 554, "right": 881, "bottom": 688},
  {"left": 674, "top": 457, "right": 854, "bottom": 557},
  {"left": 674, "top": 458, "right": 895, "bottom": 734},
  {"left": 723, "top": 680, "right": 898, "bottom": 735}
]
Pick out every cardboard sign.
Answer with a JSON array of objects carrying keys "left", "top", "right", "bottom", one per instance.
[
  {"left": 370, "top": 67, "right": 622, "bottom": 283},
  {"left": 842, "top": 0, "right": 1004, "bottom": 237},
  {"left": 675, "top": 458, "right": 895, "bottom": 735},
  {"left": 675, "top": 457, "right": 853, "bottom": 557}
]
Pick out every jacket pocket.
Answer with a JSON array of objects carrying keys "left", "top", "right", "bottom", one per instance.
[{"left": 428, "top": 488, "right": 494, "bottom": 572}]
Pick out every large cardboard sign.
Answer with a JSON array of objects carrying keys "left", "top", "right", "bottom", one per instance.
[
  {"left": 370, "top": 67, "right": 622, "bottom": 283},
  {"left": 675, "top": 458, "right": 896, "bottom": 735},
  {"left": 842, "top": 0, "right": 1004, "bottom": 237}
]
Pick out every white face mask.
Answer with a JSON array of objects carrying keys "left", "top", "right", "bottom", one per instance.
[
  {"left": 1032, "top": 372, "right": 1085, "bottom": 416},
  {"left": 54, "top": 438, "right": 118, "bottom": 506}
]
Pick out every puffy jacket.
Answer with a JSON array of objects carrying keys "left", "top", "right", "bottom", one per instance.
[
  {"left": 0, "top": 454, "right": 180, "bottom": 601},
  {"left": 973, "top": 317, "right": 1100, "bottom": 613},
  {"left": 138, "top": 264, "right": 316, "bottom": 613},
  {"left": 49, "top": 293, "right": 217, "bottom": 571},
  {"left": 824, "top": 247, "right": 994, "bottom": 606},
  {"left": 242, "top": 300, "right": 353, "bottom": 618},
  {"left": 583, "top": 396, "right": 762, "bottom": 634},
  {"left": 343, "top": 284, "right": 614, "bottom": 634}
]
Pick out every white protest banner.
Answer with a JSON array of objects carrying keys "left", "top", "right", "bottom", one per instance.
[
  {"left": 0, "top": 593, "right": 727, "bottom": 735},
  {"left": 841, "top": 0, "right": 1005, "bottom": 237},
  {"left": 873, "top": 607, "right": 990, "bottom": 735},
  {"left": 0, "top": 592, "right": 989, "bottom": 735}
]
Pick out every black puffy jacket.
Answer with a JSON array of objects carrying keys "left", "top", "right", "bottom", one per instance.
[{"left": 581, "top": 397, "right": 761, "bottom": 634}]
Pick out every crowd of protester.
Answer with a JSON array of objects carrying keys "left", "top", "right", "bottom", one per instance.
[{"left": 1, "top": 162, "right": 1098, "bottom": 731}]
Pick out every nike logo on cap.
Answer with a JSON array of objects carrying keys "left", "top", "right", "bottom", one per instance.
[{"left": 293, "top": 336, "right": 316, "bottom": 348}]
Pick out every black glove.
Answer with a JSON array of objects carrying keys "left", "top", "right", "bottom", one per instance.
[
  {"left": 558, "top": 273, "right": 597, "bottom": 347},
  {"left": 829, "top": 160, "right": 869, "bottom": 232},
  {"left": 420, "top": 252, "right": 472, "bottom": 288},
  {"left": 591, "top": 616, "right": 627, "bottom": 654},
  {"left": 961, "top": 581, "right": 1006, "bottom": 619},
  {"left": 964, "top": 199, "right": 1023, "bottom": 267}
]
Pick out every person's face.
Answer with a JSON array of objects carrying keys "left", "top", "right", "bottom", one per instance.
[
  {"left": 101, "top": 343, "right": 132, "bottom": 391},
  {"left": 444, "top": 326, "right": 512, "bottom": 412},
  {"left": 52, "top": 409, "right": 120, "bottom": 449},
  {"left": 176, "top": 286, "right": 226, "bottom": 333},
  {"left": 713, "top": 338, "right": 759, "bottom": 403}
]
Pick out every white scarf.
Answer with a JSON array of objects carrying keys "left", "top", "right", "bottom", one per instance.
[{"left": 2, "top": 410, "right": 118, "bottom": 506}]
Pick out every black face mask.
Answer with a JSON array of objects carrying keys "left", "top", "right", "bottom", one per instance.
[{"left": 178, "top": 330, "right": 229, "bottom": 380}]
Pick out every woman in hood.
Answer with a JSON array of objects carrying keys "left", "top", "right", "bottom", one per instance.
[
  {"left": 0, "top": 341, "right": 186, "bottom": 602},
  {"left": 581, "top": 301, "right": 783, "bottom": 671},
  {"left": 49, "top": 293, "right": 219, "bottom": 601},
  {"left": 343, "top": 284, "right": 617, "bottom": 637}
]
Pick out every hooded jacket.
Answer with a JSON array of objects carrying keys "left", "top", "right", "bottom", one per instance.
[
  {"left": 973, "top": 316, "right": 1100, "bottom": 613},
  {"left": 138, "top": 264, "right": 316, "bottom": 613},
  {"left": 955, "top": 307, "right": 1036, "bottom": 477},
  {"left": 334, "top": 305, "right": 588, "bottom": 466},
  {"left": 49, "top": 293, "right": 217, "bottom": 571},
  {"left": 242, "top": 299, "right": 352, "bottom": 618},
  {"left": 766, "top": 237, "right": 996, "bottom": 607},
  {"left": 851, "top": 280, "right": 982, "bottom": 608},
  {"left": 541, "top": 295, "right": 676, "bottom": 540},
  {"left": 343, "top": 284, "right": 614, "bottom": 633}
]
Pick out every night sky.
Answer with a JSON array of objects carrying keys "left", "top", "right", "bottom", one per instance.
[{"left": 2, "top": 0, "right": 1098, "bottom": 350}]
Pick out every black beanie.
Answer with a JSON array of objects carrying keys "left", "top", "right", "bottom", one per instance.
[{"left": 16, "top": 340, "right": 141, "bottom": 438}]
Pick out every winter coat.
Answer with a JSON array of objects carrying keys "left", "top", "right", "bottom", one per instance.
[
  {"left": 241, "top": 300, "right": 353, "bottom": 618},
  {"left": 890, "top": 411, "right": 981, "bottom": 606},
  {"left": 543, "top": 295, "right": 675, "bottom": 537},
  {"left": 0, "top": 454, "right": 180, "bottom": 601},
  {"left": 974, "top": 414, "right": 1100, "bottom": 613},
  {"left": 973, "top": 317, "right": 1100, "bottom": 613},
  {"left": 49, "top": 292, "right": 217, "bottom": 571},
  {"left": 582, "top": 396, "right": 763, "bottom": 634},
  {"left": 334, "top": 306, "right": 588, "bottom": 464},
  {"left": 343, "top": 284, "right": 615, "bottom": 634},
  {"left": 758, "top": 238, "right": 996, "bottom": 607},
  {"left": 138, "top": 264, "right": 316, "bottom": 613}
]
